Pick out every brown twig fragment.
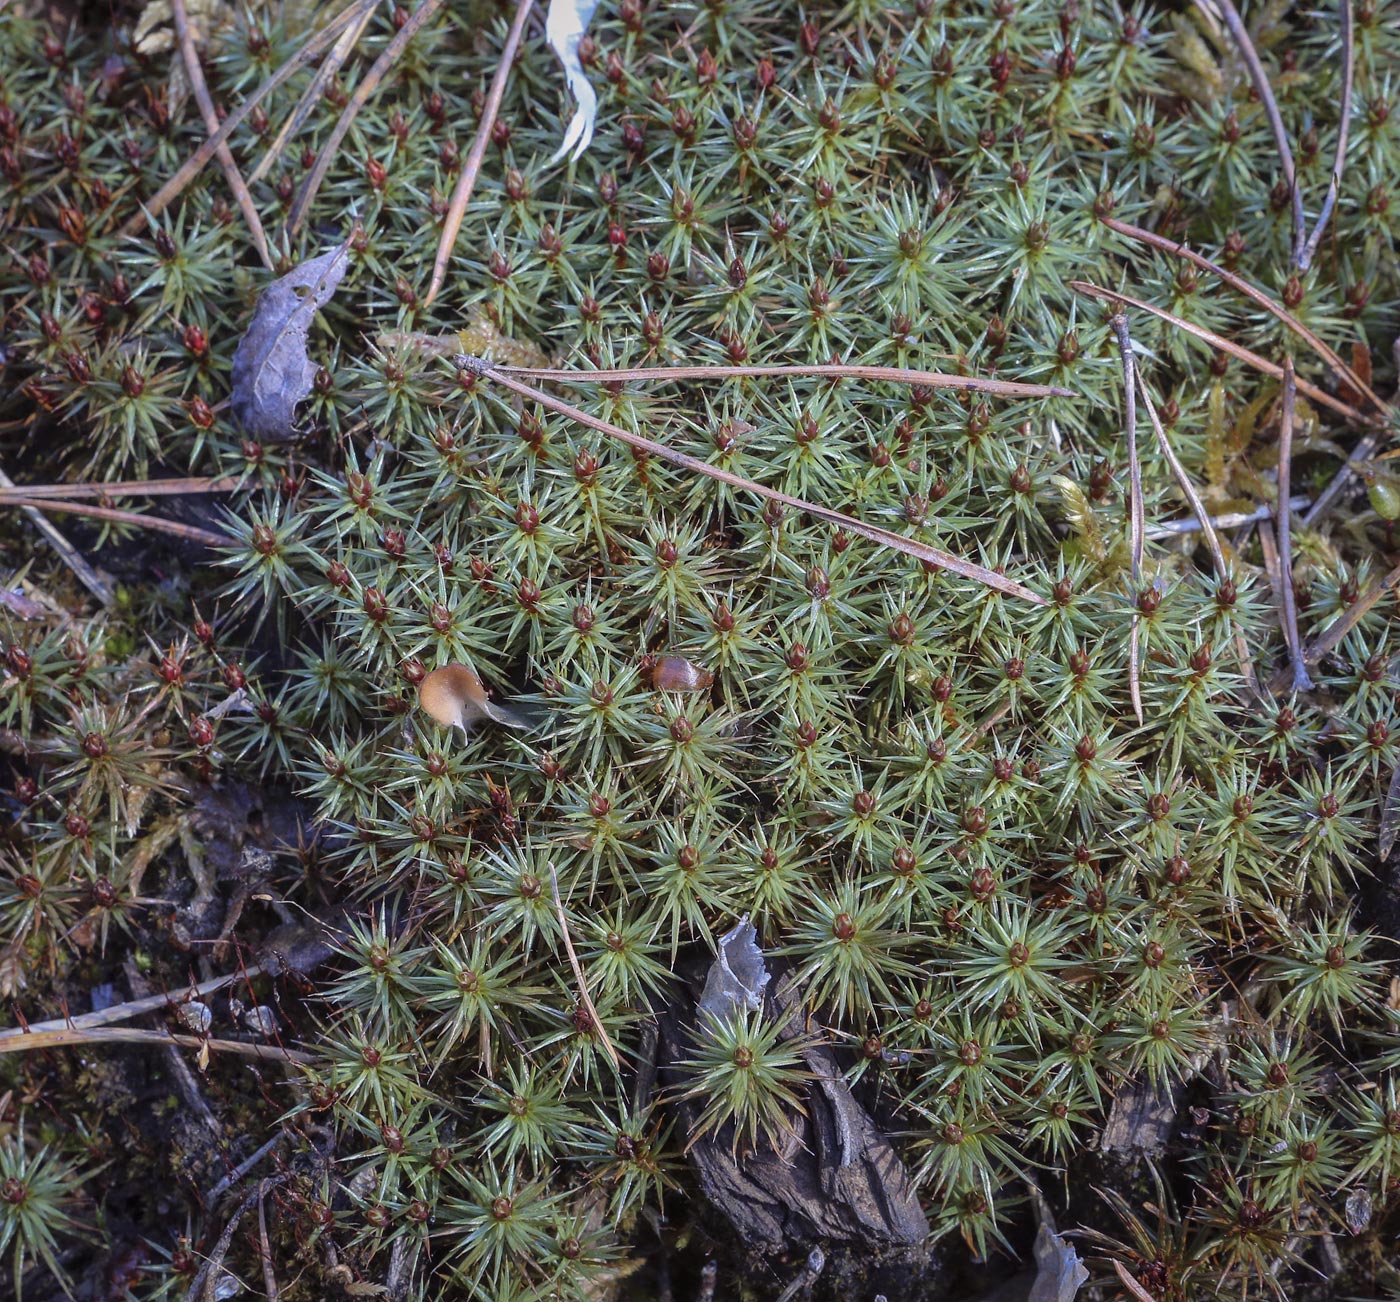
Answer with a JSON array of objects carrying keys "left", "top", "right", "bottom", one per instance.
[
  {"left": 0, "top": 497, "right": 232, "bottom": 547},
  {"left": 498, "top": 361, "right": 1075, "bottom": 400},
  {"left": 1302, "top": 432, "right": 1380, "bottom": 528},
  {"left": 257, "top": 1180, "right": 280, "bottom": 1301},
  {"left": 248, "top": 0, "right": 383, "bottom": 186},
  {"left": 116, "top": 2, "right": 364, "bottom": 237},
  {"left": 1302, "top": 560, "right": 1400, "bottom": 665},
  {"left": 170, "top": 0, "right": 273, "bottom": 269},
  {"left": 463, "top": 357, "right": 1049, "bottom": 604},
  {"left": 1099, "top": 216, "right": 1384, "bottom": 415},
  {"left": 288, "top": 0, "right": 449, "bottom": 235},
  {"left": 1197, "top": 0, "right": 1305, "bottom": 265},
  {"left": 1071, "top": 281, "right": 1367, "bottom": 425},
  {"left": 1110, "top": 314, "right": 1145, "bottom": 724},
  {"left": 0, "top": 468, "right": 112, "bottom": 605},
  {"left": 548, "top": 864, "right": 622, "bottom": 1072},
  {"left": 1276, "top": 359, "right": 1313, "bottom": 692},
  {"left": 0, "top": 1025, "right": 315, "bottom": 1063},
  {"left": 1298, "top": 0, "right": 1354, "bottom": 270},
  {"left": 425, "top": 0, "right": 536, "bottom": 306},
  {"left": 0, "top": 474, "right": 244, "bottom": 503}
]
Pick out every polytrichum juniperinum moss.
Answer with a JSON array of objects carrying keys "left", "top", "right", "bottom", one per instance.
[{"left": 3, "top": 0, "right": 1400, "bottom": 1297}]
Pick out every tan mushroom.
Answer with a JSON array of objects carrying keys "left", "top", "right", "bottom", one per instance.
[{"left": 418, "top": 663, "right": 529, "bottom": 738}]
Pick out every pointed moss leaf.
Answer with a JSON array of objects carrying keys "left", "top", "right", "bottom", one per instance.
[{"left": 231, "top": 240, "right": 349, "bottom": 439}]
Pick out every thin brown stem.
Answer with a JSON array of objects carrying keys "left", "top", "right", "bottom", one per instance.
[
  {"left": 115, "top": 0, "right": 364, "bottom": 236},
  {"left": 463, "top": 357, "right": 1048, "bottom": 604},
  {"left": 0, "top": 475, "right": 244, "bottom": 503},
  {"left": 0, "top": 468, "right": 112, "bottom": 605},
  {"left": 1132, "top": 358, "right": 1228, "bottom": 579},
  {"left": 248, "top": 0, "right": 383, "bottom": 185},
  {"left": 1302, "top": 431, "right": 1380, "bottom": 528},
  {"left": 1100, "top": 215, "right": 1385, "bottom": 415},
  {"left": 287, "top": 0, "right": 449, "bottom": 236},
  {"left": 1302, "top": 560, "right": 1400, "bottom": 664},
  {"left": 171, "top": 0, "right": 273, "bottom": 269},
  {"left": 1200, "top": 0, "right": 1305, "bottom": 264},
  {"left": 1276, "top": 361, "right": 1313, "bottom": 690},
  {"left": 0, "top": 498, "right": 232, "bottom": 547},
  {"left": 1298, "top": 0, "right": 1354, "bottom": 271},
  {"left": 497, "top": 361, "right": 1074, "bottom": 400},
  {"left": 0, "top": 1025, "right": 314, "bottom": 1063},
  {"left": 1111, "top": 314, "right": 1145, "bottom": 724},
  {"left": 548, "top": 864, "right": 621, "bottom": 1073},
  {"left": 1070, "top": 281, "right": 1367, "bottom": 425},
  {"left": 424, "top": 0, "right": 536, "bottom": 306}
]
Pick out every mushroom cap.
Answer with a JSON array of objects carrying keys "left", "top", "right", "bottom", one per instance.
[{"left": 418, "top": 663, "right": 485, "bottom": 729}]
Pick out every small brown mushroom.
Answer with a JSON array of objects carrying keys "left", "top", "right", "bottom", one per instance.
[
  {"left": 419, "top": 663, "right": 529, "bottom": 737},
  {"left": 650, "top": 656, "right": 715, "bottom": 693}
]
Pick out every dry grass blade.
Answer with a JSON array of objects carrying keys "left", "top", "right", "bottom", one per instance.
[
  {"left": 287, "top": 0, "right": 449, "bottom": 236},
  {"left": 0, "top": 474, "right": 244, "bottom": 502},
  {"left": 1110, "top": 315, "right": 1145, "bottom": 724},
  {"left": 1299, "top": 0, "right": 1354, "bottom": 270},
  {"left": 1113, "top": 1260, "right": 1160, "bottom": 1302},
  {"left": 171, "top": 0, "right": 272, "bottom": 269},
  {"left": 498, "top": 361, "right": 1074, "bottom": 400},
  {"left": 1379, "top": 760, "right": 1400, "bottom": 862},
  {"left": 0, "top": 1025, "right": 314, "bottom": 1063},
  {"left": 0, "top": 467, "right": 112, "bottom": 604},
  {"left": 1276, "top": 359, "right": 1313, "bottom": 691},
  {"left": 0, "top": 497, "right": 232, "bottom": 547},
  {"left": 1099, "top": 216, "right": 1385, "bottom": 415},
  {"left": 1071, "top": 281, "right": 1366, "bottom": 425},
  {"left": 1302, "top": 559, "right": 1400, "bottom": 665},
  {"left": 548, "top": 864, "right": 622, "bottom": 1072},
  {"left": 1197, "top": 0, "right": 1305, "bottom": 263},
  {"left": 1132, "top": 358, "right": 1227, "bottom": 578},
  {"left": 463, "top": 358, "right": 1048, "bottom": 604},
  {"left": 424, "top": 0, "right": 536, "bottom": 307},
  {"left": 116, "top": 0, "right": 365, "bottom": 236},
  {"left": 248, "top": 0, "right": 383, "bottom": 186}
]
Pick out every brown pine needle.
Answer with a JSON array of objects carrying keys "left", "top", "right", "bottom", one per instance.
[
  {"left": 0, "top": 497, "right": 233, "bottom": 547},
  {"left": 1302, "top": 560, "right": 1400, "bottom": 666},
  {"left": 116, "top": 2, "right": 364, "bottom": 237},
  {"left": 1070, "top": 281, "right": 1367, "bottom": 425},
  {"left": 496, "top": 361, "right": 1074, "bottom": 400},
  {"left": 1299, "top": 0, "right": 1355, "bottom": 270},
  {"left": 548, "top": 864, "right": 622, "bottom": 1073},
  {"left": 0, "top": 1025, "right": 314, "bottom": 1064},
  {"left": 461, "top": 357, "right": 1049, "bottom": 605},
  {"left": 171, "top": 0, "right": 273, "bottom": 269},
  {"left": 288, "top": 0, "right": 449, "bottom": 236},
  {"left": 424, "top": 0, "right": 536, "bottom": 307},
  {"left": 1099, "top": 216, "right": 1385, "bottom": 416},
  {"left": 0, "top": 475, "right": 244, "bottom": 503},
  {"left": 1277, "top": 358, "right": 1313, "bottom": 692},
  {"left": 1111, "top": 314, "right": 1145, "bottom": 725},
  {"left": 1198, "top": 0, "right": 1305, "bottom": 265},
  {"left": 248, "top": 0, "right": 382, "bottom": 186}
]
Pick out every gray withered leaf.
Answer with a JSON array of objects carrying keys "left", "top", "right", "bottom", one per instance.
[{"left": 231, "top": 239, "right": 349, "bottom": 440}]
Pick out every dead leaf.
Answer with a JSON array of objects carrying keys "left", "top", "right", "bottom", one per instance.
[{"left": 231, "top": 240, "right": 350, "bottom": 440}]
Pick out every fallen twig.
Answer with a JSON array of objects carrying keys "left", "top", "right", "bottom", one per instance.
[
  {"left": 248, "top": 0, "right": 383, "bottom": 185},
  {"left": 1111, "top": 315, "right": 1145, "bottom": 724},
  {"left": 1302, "top": 432, "right": 1380, "bottom": 528},
  {"left": 0, "top": 1025, "right": 315, "bottom": 1063},
  {"left": 1298, "top": 0, "right": 1354, "bottom": 270},
  {"left": 497, "top": 361, "right": 1074, "bottom": 400},
  {"left": 1198, "top": 0, "right": 1305, "bottom": 264},
  {"left": 171, "top": 0, "right": 273, "bottom": 269},
  {"left": 257, "top": 1180, "right": 279, "bottom": 1301},
  {"left": 1146, "top": 497, "right": 1309, "bottom": 538},
  {"left": 288, "top": 0, "right": 449, "bottom": 235},
  {"left": 0, "top": 964, "right": 266, "bottom": 1040},
  {"left": 1099, "top": 216, "right": 1384, "bottom": 414},
  {"left": 548, "top": 864, "right": 622, "bottom": 1072},
  {"left": 0, "top": 468, "right": 112, "bottom": 605},
  {"left": 461, "top": 357, "right": 1049, "bottom": 604},
  {"left": 1071, "top": 281, "right": 1367, "bottom": 425},
  {"left": 425, "top": 0, "right": 536, "bottom": 307},
  {"left": 116, "top": 1, "right": 365, "bottom": 236},
  {"left": 0, "top": 497, "right": 233, "bottom": 547},
  {"left": 1276, "top": 359, "right": 1313, "bottom": 691},
  {"left": 209, "top": 1131, "right": 284, "bottom": 1201}
]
